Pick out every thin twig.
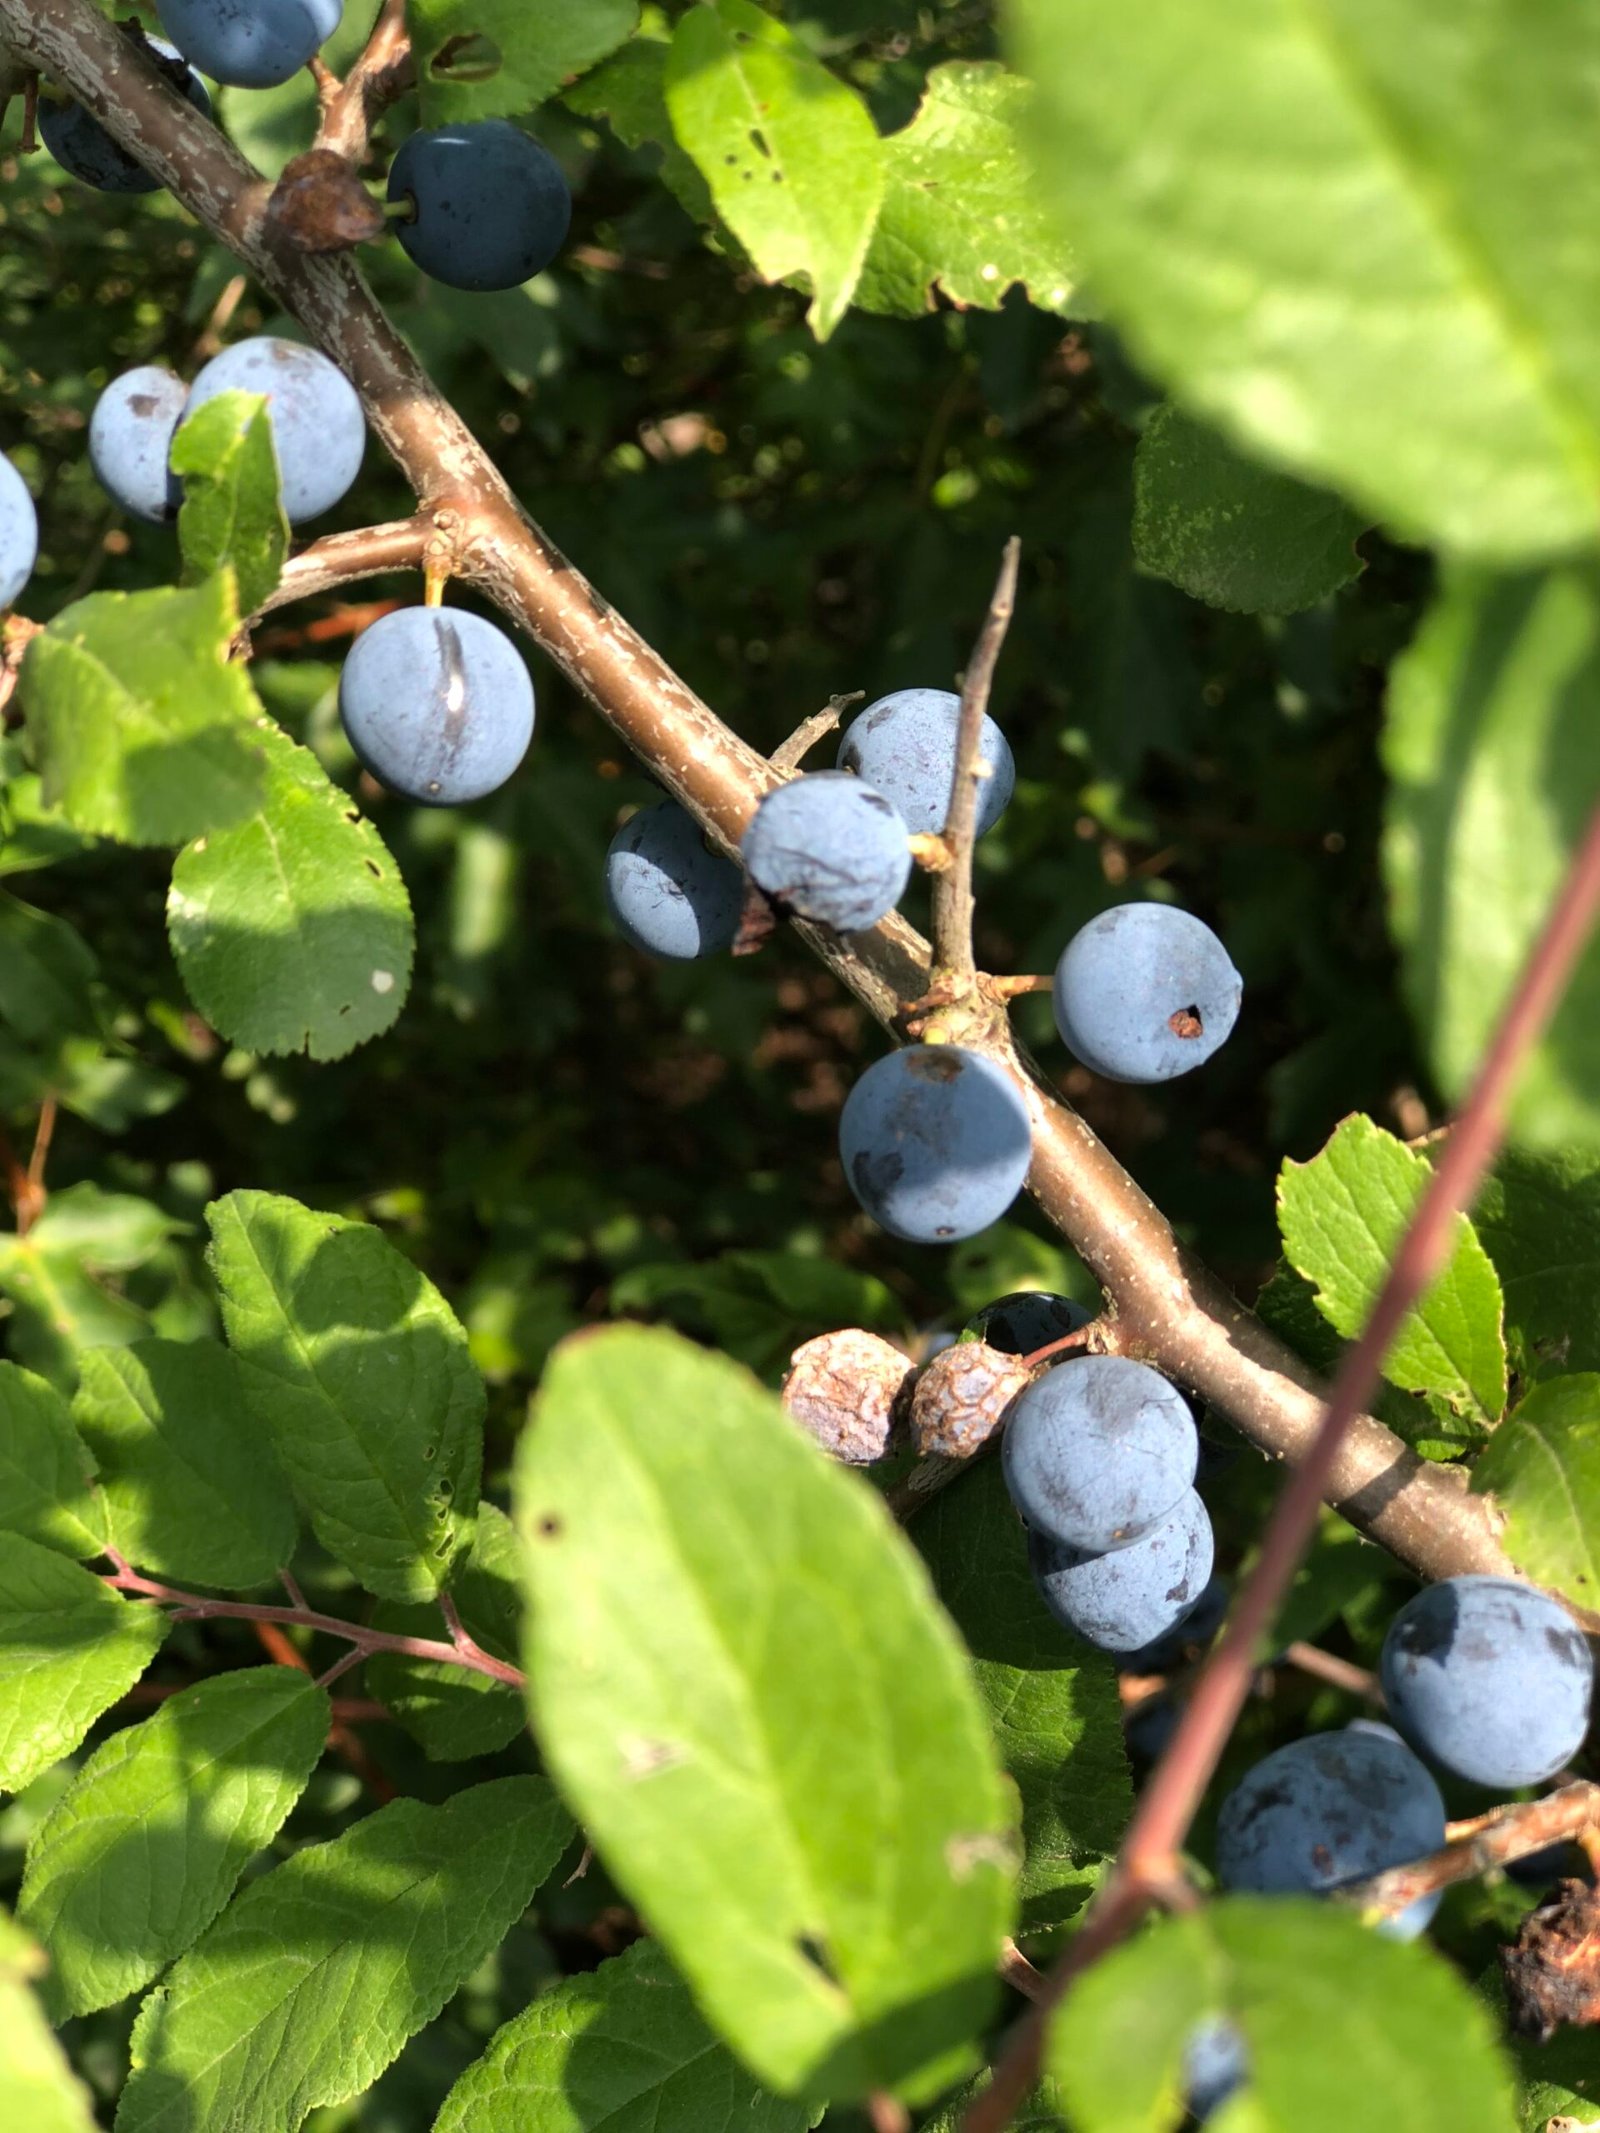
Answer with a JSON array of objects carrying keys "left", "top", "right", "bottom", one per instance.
[
  {"left": 1281, "top": 1640, "right": 1382, "bottom": 1702},
  {"left": 279, "top": 1567, "right": 309, "bottom": 1611},
  {"left": 1339, "top": 1781, "right": 1600, "bottom": 1919},
  {"left": 931, "top": 538, "right": 1020, "bottom": 981},
  {"left": 316, "top": 1647, "right": 367, "bottom": 1691},
  {"left": 101, "top": 1558, "right": 526, "bottom": 1689},
  {"left": 999, "top": 1938, "right": 1048, "bottom": 2004},
  {"left": 248, "top": 515, "right": 435, "bottom": 623},
  {"left": 769, "top": 693, "right": 860, "bottom": 775},
  {"left": 962, "top": 796, "right": 1600, "bottom": 2133},
  {"left": 316, "top": 0, "right": 411, "bottom": 164},
  {"left": 867, "top": 2093, "right": 911, "bottom": 2133},
  {"left": 26, "top": 1089, "right": 56, "bottom": 1204}
]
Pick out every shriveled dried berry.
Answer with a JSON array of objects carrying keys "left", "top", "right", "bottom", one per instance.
[
  {"left": 782, "top": 1329, "right": 912, "bottom": 1465},
  {"left": 1503, "top": 1878, "right": 1600, "bottom": 2043},
  {"left": 909, "top": 1339, "right": 1033, "bottom": 1460}
]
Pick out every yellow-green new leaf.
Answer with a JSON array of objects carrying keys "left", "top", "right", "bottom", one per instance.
[
  {"left": 1278, "top": 1115, "right": 1506, "bottom": 1421},
  {"left": 515, "top": 1327, "right": 1014, "bottom": 2104},
  {"left": 0, "top": 1913, "right": 98, "bottom": 2133},
  {"left": 666, "top": 0, "right": 883, "bottom": 340},
  {"left": 1472, "top": 1376, "right": 1600, "bottom": 1606},
  {"left": 20, "top": 577, "right": 268, "bottom": 846}
]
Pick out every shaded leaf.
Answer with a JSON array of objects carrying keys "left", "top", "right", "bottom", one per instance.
[
  {"left": 72, "top": 1339, "right": 299, "bottom": 1590},
  {"left": 1478, "top": 1146, "right": 1600, "bottom": 1377},
  {"left": 1134, "top": 404, "right": 1367, "bottom": 614},
  {"left": 0, "top": 1538, "right": 167, "bottom": 1796},
  {"left": 1472, "top": 1376, "right": 1600, "bottom": 1606},
  {"left": 208, "top": 1191, "right": 483, "bottom": 1601},
  {"left": 368, "top": 1503, "right": 526, "bottom": 1761},
  {"left": 19, "top": 577, "right": 268, "bottom": 846},
  {"left": 18, "top": 1669, "right": 329, "bottom": 2017},
  {"left": 118, "top": 1777, "right": 573, "bottom": 2133},
  {"left": 408, "top": 0, "right": 638, "bottom": 126},
  {"left": 433, "top": 1936, "right": 820, "bottom": 2133},
  {"left": 167, "top": 717, "right": 413, "bottom": 1062}
]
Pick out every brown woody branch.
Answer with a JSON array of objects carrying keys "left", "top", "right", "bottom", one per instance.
[
  {"left": 0, "top": 0, "right": 1520, "bottom": 1596},
  {"left": 315, "top": 0, "right": 412, "bottom": 166},
  {"left": 1339, "top": 1780, "right": 1600, "bottom": 1920},
  {"left": 931, "top": 536, "right": 1020, "bottom": 982}
]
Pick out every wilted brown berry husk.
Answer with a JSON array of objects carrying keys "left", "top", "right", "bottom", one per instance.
[
  {"left": 782, "top": 1328, "right": 912, "bottom": 1465},
  {"left": 909, "top": 1339, "right": 1033, "bottom": 1460},
  {"left": 1502, "top": 1877, "right": 1600, "bottom": 2042}
]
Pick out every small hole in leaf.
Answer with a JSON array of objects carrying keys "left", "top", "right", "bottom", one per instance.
[
  {"left": 422, "top": 1444, "right": 437, "bottom": 1461},
  {"left": 795, "top": 1934, "right": 839, "bottom": 1984},
  {"left": 536, "top": 1514, "right": 563, "bottom": 1539},
  {"left": 430, "top": 31, "right": 503, "bottom": 83}
]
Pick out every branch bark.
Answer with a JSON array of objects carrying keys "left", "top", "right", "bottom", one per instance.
[{"left": 2, "top": 0, "right": 1519, "bottom": 1594}]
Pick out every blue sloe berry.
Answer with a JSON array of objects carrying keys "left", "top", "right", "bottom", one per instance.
[
  {"left": 1380, "top": 1575, "right": 1594, "bottom": 1790},
  {"left": 836, "top": 687, "right": 1015, "bottom": 836},
  {"left": 155, "top": 0, "right": 341, "bottom": 90},
  {"left": 1053, "top": 902, "right": 1242, "bottom": 1083},
  {"left": 90, "top": 368, "right": 189, "bottom": 524},
  {"left": 339, "top": 608, "right": 536, "bottom": 806},
  {"left": 838, "top": 1045, "right": 1032, "bottom": 1244},
  {"left": 388, "top": 122, "right": 572, "bottom": 293},
  {"left": 1028, "top": 1488, "right": 1214, "bottom": 1655},
  {"left": 605, "top": 800, "right": 744, "bottom": 961},
  {"left": 0, "top": 456, "right": 39, "bottom": 610},
  {"left": 1184, "top": 2018, "right": 1248, "bottom": 2123},
  {"left": 742, "top": 771, "right": 911, "bottom": 933},
  {"left": 181, "top": 337, "right": 364, "bottom": 525},
  {"left": 1215, "top": 1725, "right": 1447, "bottom": 1940},
  {"left": 964, "top": 1291, "right": 1091, "bottom": 1357},
  {"left": 1003, "top": 1355, "right": 1197, "bottom": 1553},
  {"left": 40, "top": 40, "right": 211, "bottom": 194}
]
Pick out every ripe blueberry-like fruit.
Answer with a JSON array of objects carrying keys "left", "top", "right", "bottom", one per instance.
[
  {"left": 1029, "top": 1488, "right": 1214, "bottom": 1656},
  {"left": 1002, "top": 1355, "right": 1197, "bottom": 1553},
  {"left": 836, "top": 687, "right": 1016, "bottom": 836},
  {"left": 1053, "top": 902, "right": 1242, "bottom": 1083},
  {"left": 1122, "top": 1568, "right": 1229, "bottom": 1674},
  {"left": 181, "top": 338, "right": 364, "bottom": 525},
  {"left": 965, "top": 1290, "right": 1091, "bottom": 1357},
  {"left": 339, "top": 609, "right": 536, "bottom": 806},
  {"left": 90, "top": 368, "right": 189, "bottom": 524},
  {"left": 40, "top": 40, "right": 211, "bottom": 194},
  {"left": 0, "top": 456, "right": 39, "bottom": 610},
  {"left": 1184, "top": 2019, "right": 1248, "bottom": 2123},
  {"left": 604, "top": 800, "right": 744, "bottom": 961},
  {"left": 388, "top": 122, "right": 572, "bottom": 293},
  {"left": 1380, "top": 1575, "right": 1594, "bottom": 1790},
  {"left": 743, "top": 771, "right": 911, "bottom": 933},
  {"left": 155, "top": 0, "right": 341, "bottom": 90},
  {"left": 839, "top": 1046, "right": 1032, "bottom": 1244},
  {"left": 1216, "top": 1725, "right": 1447, "bottom": 1939}
]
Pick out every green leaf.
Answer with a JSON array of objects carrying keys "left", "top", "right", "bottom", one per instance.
[
  {"left": 665, "top": 0, "right": 884, "bottom": 341},
  {"left": 921, "top": 2075, "right": 1063, "bottom": 2133},
  {"left": 1008, "top": 0, "right": 1600, "bottom": 564},
  {"left": 0, "top": 1185, "right": 180, "bottom": 1390},
  {"left": 118, "top": 1776, "right": 573, "bottom": 2133},
  {"left": 563, "top": 35, "right": 712, "bottom": 219},
  {"left": 72, "top": 1340, "right": 300, "bottom": 1590},
  {"left": 171, "top": 394, "right": 289, "bottom": 620},
  {"left": 0, "top": 892, "right": 99, "bottom": 1048},
  {"left": 1478, "top": 1146, "right": 1600, "bottom": 1376},
  {"left": 0, "top": 1363, "right": 105, "bottom": 1559},
  {"left": 1384, "top": 564, "right": 1600, "bottom": 1151},
  {"left": 1508, "top": 2021, "right": 1600, "bottom": 2131},
  {"left": 1050, "top": 1898, "right": 1517, "bottom": 2133},
  {"left": 207, "top": 1191, "right": 484, "bottom": 1601},
  {"left": 610, "top": 1248, "right": 900, "bottom": 1377},
  {"left": 1277, "top": 1115, "right": 1507, "bottom": 1421},
  {"left": 515, "top": 1326, "right": 1014, "bottom": 2103},
  {"left": 166, "top": 717, "right": 413, "bottom": 1062},
  {"left": 914, "top": 1457, "right": 1131, "bottom": 1932},
  {"left": 433, "top": 1936, "right": 820, "bottom": 2133},
  {"left": 0, "top": 1537, "right": 167, "bottom": 1796},
  {"left": 1472, "top": 1376, "right": 1600, "bottom": 1606},
  {"left": 0, "top": 1913, "right": 98, "bottom": 2133},
  {"left": 408, "top": 0, "right": 638, "bottom": 125},
  {"left": 1133, "top": 404, "right": 1367, "bottom": 615},
  {"left": 17, "top": 1668, "right": 329, "bottom": 2019},
  {"left": 19, "top": 577, "right": 269, "bottom": 846},
  {"left": 368, "top": 1503, "right": 525, "bottom": 1761},
  {"left": 854, "top": 63, "right": 1078, "bottom": 320}
]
